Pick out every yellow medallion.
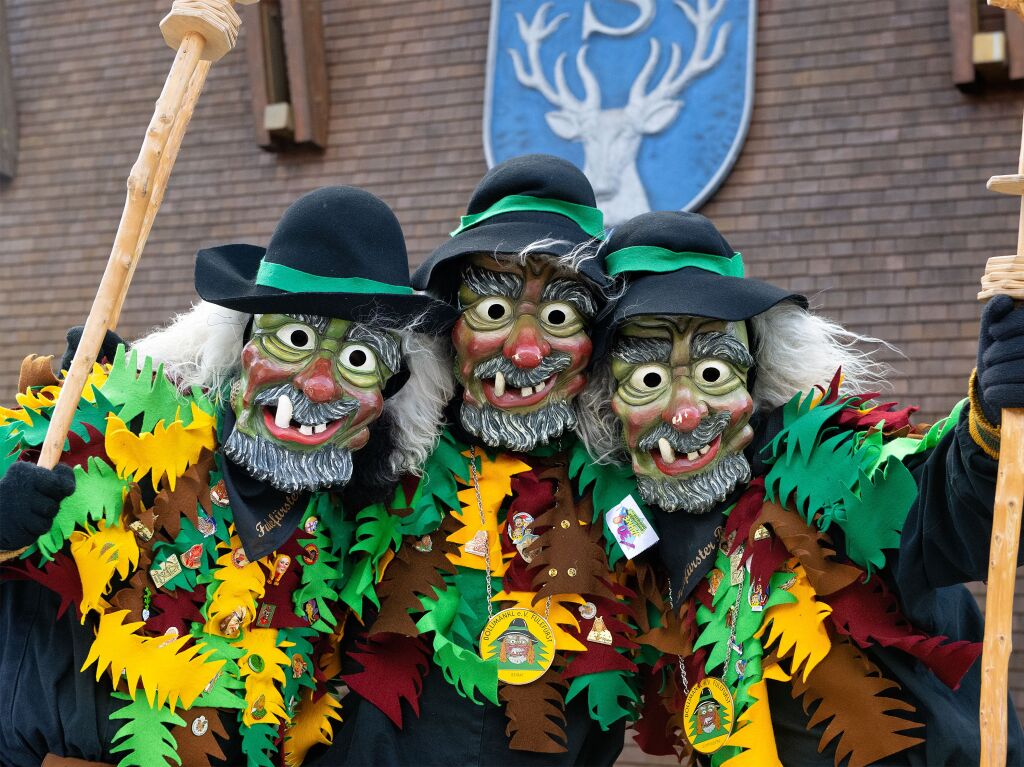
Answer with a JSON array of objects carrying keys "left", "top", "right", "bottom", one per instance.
[
  {"left": 683, "top": 677, "right": 734, "bottom": 754},
  {"left": 479, "top": 608, "right": 555, "bottom": 685}
]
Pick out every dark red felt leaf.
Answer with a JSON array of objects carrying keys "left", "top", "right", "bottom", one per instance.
[
  {"left": 632, "top": 668, "right": 679, "bottom": 758},
  {"left": 148, "top": 583, "right": 207, "bottom": 636},
  {"left": 6, "top": 553, "right": 83, "bottom": 620},
  {"left": 61, "top": 423, "right": 109, "bottom": 470},
  {"left": 835, "top": 399, "right": 918, "bottom": 435},
  {"left": 747, "top": 535, "right": 791, "bottom": 592},
  {"left": 260, "top": 535, "right": 309, "bottom": 629},
  {"left": 341, "top": 633, "right": 431, "bottom": 728},
  {"left": 824, "top": 576, "right": 982, "bottom": 690},
  {"left": 723, "top": 479, "right": 765, "bottom": 556}
]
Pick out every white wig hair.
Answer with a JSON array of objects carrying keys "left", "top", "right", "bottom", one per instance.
[
  {"left": 131, "top": 300, "right": 454, "bottom": 478},
  {"left": 576, "top": 300, "right": 896, "bottom": 465}
]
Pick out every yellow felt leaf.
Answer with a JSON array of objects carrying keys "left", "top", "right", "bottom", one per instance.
[
  {"left": 238, "top": 628, "right": 294, "bottom": 726},
  {"left": 755, "top": 561, "right": 832, "bottom": 681},
  {"left": 284, "top": 688, "right": 343, "bottom": 767},
  {"left": 205, "top": 534, "right": 267, "bottom": 637},
  {"left": 720, "top": 679, "right": 782, "bottom": 767},
  {"left": 446, "top": 451, "right": 529, "bottom": 573},
  {"left": 105, "top": 403, "right": 216, "bottom": 491},
  {"left": 69, "top": 521, "right": 140, "bottom": 619},
  {"left": 83, "top": 609, "right": 223, "bottom": 711},
  {"left": 0, "top": 364, "right": 108, "bottom": 427},
  {"left": 493, "top": 590, "right": 586, "bottom": 652},
  {"left": 377, "top": 547, "right": 395, "bottom": 582}
]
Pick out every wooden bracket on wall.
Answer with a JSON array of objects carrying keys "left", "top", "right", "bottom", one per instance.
[
  {"left": 950, "top": 0, "right": 1024, "bottom": 86},
  {"left": 243, "top": 0, "right": 328, "bottom": 151}
]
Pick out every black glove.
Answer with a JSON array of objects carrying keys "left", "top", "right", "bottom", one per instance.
[
  {"left": 977, "top": 295, "right": 1024, "bottom": 426},
  {"left": 60, "top": 325, "right": 126, "bottom": 376},
  {"left": 0, "top": 462, "right": 76, "bottom": 550}
]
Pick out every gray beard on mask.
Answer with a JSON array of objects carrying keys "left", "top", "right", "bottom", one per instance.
[
  {"left": 636, "top": 452, "right": 752, "bottom": 514},
  {"left": 222, "top": 428, "right": 354, "bottom": 493},
  {"left": 460, "top": 400, "right": 577, "bottom": 453}
]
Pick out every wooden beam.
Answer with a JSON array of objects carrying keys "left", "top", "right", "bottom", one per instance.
[
  {"left": 280, "top": 0, "right": 328, "bottom": 148},
  {"left": 1005, "top": 8, "right": 1024, "bottom": 79},
  {"left": 950, "top": 0, "right": 979, "bottom": 87},
  {"left": 242, "top": 1, "right": 273, "bottom": 148},
  {"left": 0, "top": 0, "right": 18, "bottom": 180}
]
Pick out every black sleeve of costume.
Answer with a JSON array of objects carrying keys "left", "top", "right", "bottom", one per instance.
[{"left": 896, "top": 408, "right": 1015, "bottom": 591}]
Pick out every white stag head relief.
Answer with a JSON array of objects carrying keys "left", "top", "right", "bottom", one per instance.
[{"left": 509, "top": 1, "right": 730, "bottom": 226}]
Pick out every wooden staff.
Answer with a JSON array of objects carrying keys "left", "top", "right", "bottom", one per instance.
[
  {"left": 980, "top": 3, "right": 1024, "bottom": 765},
  {"left": 35, "top": 0, "right": 254, "bottom": 470}
]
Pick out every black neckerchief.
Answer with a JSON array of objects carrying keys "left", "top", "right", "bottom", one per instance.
[
  {"left": 648, "top": 406, "right": 783, "bottom": 604},
  {"left": 219, "top": 406, "right": 310, "bottom": 561}
]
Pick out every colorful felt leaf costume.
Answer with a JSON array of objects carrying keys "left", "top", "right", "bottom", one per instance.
[
  {"left": 341, "top": 427, "right": 646, "bottom": 755},
  {"left": 0, "top": 348, "right": 397, "bottom": 766},
  {"left": 628, "top": 374, "right": 983, "bottom": 767}
]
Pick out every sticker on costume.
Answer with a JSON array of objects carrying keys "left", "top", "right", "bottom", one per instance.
[
  {"left": 605, "top": 495, "right": 658, "bottom": 559},
  {"left": 197, "top": 510, "right": 217, "bottom": 538},
  {"left": 150, "top": 554, "right": 183, "bottom": 589},
  {"left": 586, "top": 615, "right": 613, "bottom": 645},
  {"left": 304, "top": 516, "right": 319, "bottom": 535},
  {"left": 255, "top": 603, "right": 277, "bottom": 627},
  {"left": 479, "top": 608, "right": 555, "bottom": 685},
  {"left": 748, "top": 580, "right": 768, "bottom": 612},
  {"left": 683, "top": 677, "right": 735, "bottom": 754},
  {"left": 508, "top": 511, "right": 539, "bottom": 562},
  {"left": 129, "top": 520, "right": 154, "bottom": 542},
  {"left": 181, "top": 544, "right": 203, "bottom": 570},
  {"left": 303, "top": 599, "right": 320, "bottom": 625},
  {"left": 291, "top": 654, "right": 308, "bottom": 679},
  {"left": 210, "top": 480, "right": 229, "bottom": 507},
  {"left": 269, "top": 554, "right": 291, "bottom": 585}
]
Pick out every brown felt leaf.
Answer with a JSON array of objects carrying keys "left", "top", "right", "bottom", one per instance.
[
  {"left": 19, "top": 354, "right": 57, "bottom": 393},
  {"left": 529, "top": 467, "right": 612, "bottom": 603},
  {"left": 631, "top": 562, "right": 692, "bottom": 656},
  {"left": 169, "top": 706, "right": 229, "bottom": 766},
  {"left": 371, "top": 516, "right": 458, "bottom": 637},
  {"left": 790, "top": 636, "right": 924, "bottom": 767},
  {"left": 754, "top": 502, "right": 861, "bottom": 596},
  {"left": 149, "top": 449, "right": 214, "bottom": 540},
  {"left": 500, "top": 668, "right": 568, "bottom": 753},
  {"left": 107, "top": 570, "right": 150, "bottom": 625}
]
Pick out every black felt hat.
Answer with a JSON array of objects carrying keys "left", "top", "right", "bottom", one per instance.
[
  {"left": 602, "top": 210, "right": 806, "bottom": 333},
  {"left": 413, "top": 154, "right": 608, "bottom": 299},
  {"left": 195, "top": 186, "right": 457, "bottom": 332}
]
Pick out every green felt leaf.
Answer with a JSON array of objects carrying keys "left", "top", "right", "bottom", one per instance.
[
  {"left": 765, "top": 428, "right": 858, "bottom": 531},
  {"left": 190, "top": 631, "right": 247, "bottom": 711},
  {"left": 0, "top": 426, "right": 23, "bottom": 476},
  {"left": 109, "top": 690, "right": 186, "bottom": 767},
  {"left": 240, "top": 722, "right": 277, "bottom": 767},
  {"left": 278, "top": 626, "right": 318, "bottom": 702},
  {"left": 449, "top": 568, "right": 500, "bottom": 650},
  {"left": 337, "top": 557, "right": 376, "bottom": 619},
  {"left": 99, "top": 345, "right": 195, "bottom": 433},
  {"left": 294, "top": 532, "right": 342, "bottom": 630},
  {"left": 416, "top": 585, "right": 499, "bottom": 705},
  {"left": 33, "top": 457, "right": 129, "bottom": 562},
  {"left": 834, "top": 455, "right": 918, "bottom": 576},
  {"left": 399, "top": 479, "right": 445, "bottom": 537},
  {"left": 350, "top": 502, "right": 403, "bottom": 562},
  {"left": 564, "top": 669, "right": 639, "bottom": 730},
  {"left": 872, "top": 398, "right": 967, "bottom": 470}
]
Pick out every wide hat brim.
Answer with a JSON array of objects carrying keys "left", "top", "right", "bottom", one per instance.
[
  {"left": 609, "top": 267, "right": 807, "bottom": 327},
  {"left": 413, "top": 215, "right": 607, "bottom": 293},
  {"left": 196, "top": 244, "right": 458, "bottom": 333}
]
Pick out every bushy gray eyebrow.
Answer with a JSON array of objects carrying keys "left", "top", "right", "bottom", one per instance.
[
  {"left": 541, "top": 278, "right": 597, "bottom": 318},
  {"left": 288, "top": 314, "right": 330, "bottom": 333},
  {"left": 346, "top": 324, "right": 402, "bottom": 374},
  {"left": 691, "top": 332, "right": 753, "bottom": 369},
  {"left": 461, "top": 265, "right": 523, "bottom": 300},
  {"left": 612, "top": 336, "right": 672, "bottom": 364}
]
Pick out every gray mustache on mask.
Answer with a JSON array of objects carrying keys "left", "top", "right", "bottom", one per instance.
[
  {"left": 637, "top": 412, "right": 732, "bottom": 454},
  {"left": 254, "top": 383, "right": 359, "bottom": 426},
  {"left": 472, "top": 351, "right": 573, "bottom": 389}
]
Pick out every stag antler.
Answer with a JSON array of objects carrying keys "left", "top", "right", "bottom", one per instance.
[
  {"left": 629, "top": 0, "right": 729, "bottom": 108},
  {"left": 509, "top": 2, "right": 601, "bottom": 113}
]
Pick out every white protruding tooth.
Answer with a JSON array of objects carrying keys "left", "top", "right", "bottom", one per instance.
[
  {"left": 299, "top": 424, "right": 313, "bottom": 436},
  {"left": 687, "top": 451, "right": 699, "bottom": 461},
  {"left": 275, "top": 395, "right": 292, "bottom": 429},
  {"left": 698, "top": 445, "right": 710, "bottom": 456},
  {"left": 521, "top": 386, "right": 533, "bottom": 397},
  {"left": 313, "top": 423, "right": 328, "bottom": 434},
  {"left": 658, "top": 438, "right": 676, "bottom": 464},
  {"left": 494, "top": 372, "right": 506, "bottom": 397}
]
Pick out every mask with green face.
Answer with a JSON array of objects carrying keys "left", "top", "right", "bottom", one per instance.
[
  {"left": 610, "top": 315, "right": 755, "bottom": 513},
  {"left": 452, "top": 255, "right": 597, "bottom": 452},
  {"left": 222, "top": 312, "right": 401, "bottom": 493}
]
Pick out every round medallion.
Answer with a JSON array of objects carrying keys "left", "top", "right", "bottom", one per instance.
[
  {"left": 579, "top": 601, "right": 597, "bottom": 620},
  {"left": 251, "top": 694, "right": 267, "bottom": 721},
  {"left": 304, "top": 516, "right": 319, "bottom": 535},
  {"left": 683, "top": 677, "right": 735, "bottom": 754},
  {"left": 479, "top": 608, "right": 555, "bottom": 686},
  {"left": 247, "top": 654, "right": 266, "bottom": 673},
  {"left": 191, "top": 715, "right": 209, "bottom": 737}
]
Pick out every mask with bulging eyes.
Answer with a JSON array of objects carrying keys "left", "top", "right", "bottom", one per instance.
[
  {"left": 610, "top": 315, "right": 755, "bottom": 514},
  {"left": 223, "top": 312, "right": 400, "bottom": 493},
  {"left": 452, "top": 254, "right": 597, "bottom": 452}
]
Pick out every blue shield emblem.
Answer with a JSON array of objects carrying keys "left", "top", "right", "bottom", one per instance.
[{"left": 485, "top": 0, "right": 755, "bottom": 226}]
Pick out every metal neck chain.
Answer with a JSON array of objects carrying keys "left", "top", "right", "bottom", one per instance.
[
  {"left": 468, "top": 446, "right": 551, "bottom": 620},
  {"left": 667, "top": 545, "right": 745, "bottom": 696}
]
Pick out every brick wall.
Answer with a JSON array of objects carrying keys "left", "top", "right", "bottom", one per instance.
[{"left": 2, "top": 0, "right": 1024, "bottom": 757}]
